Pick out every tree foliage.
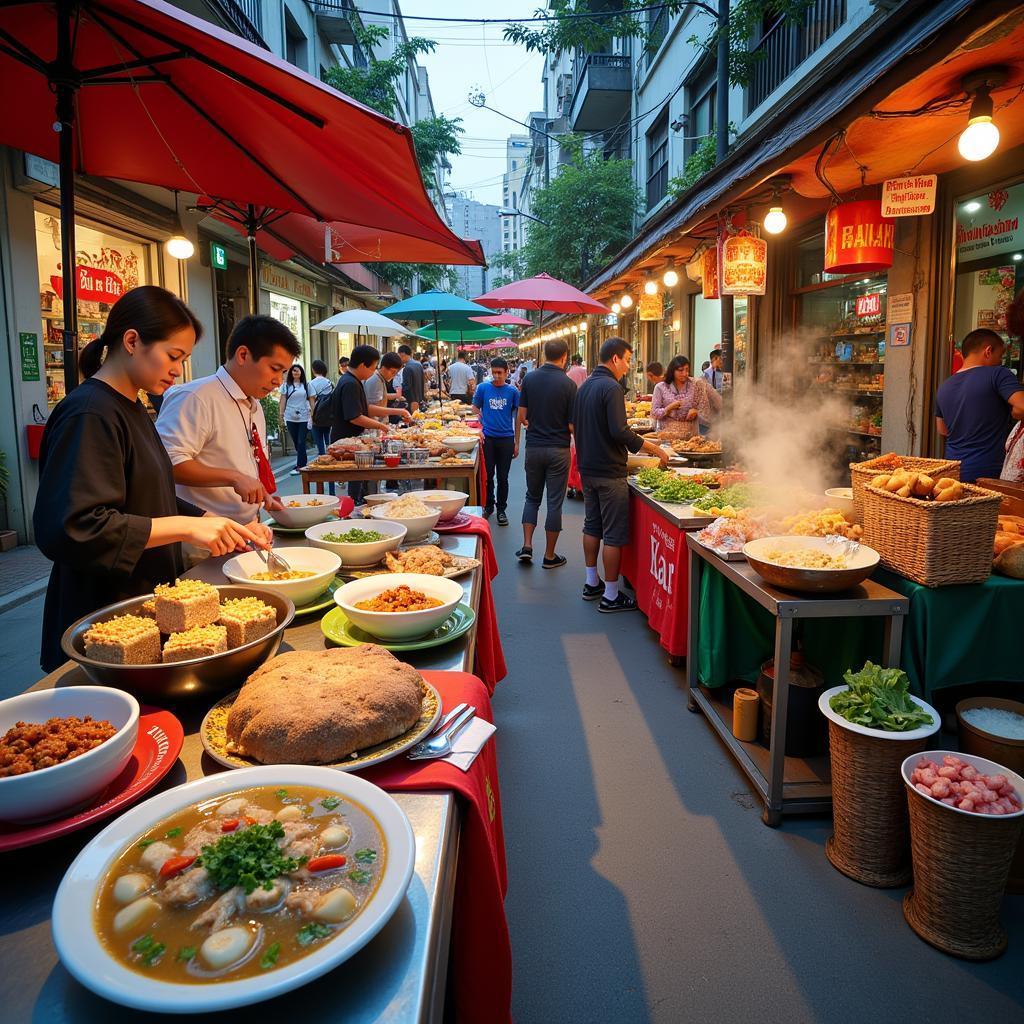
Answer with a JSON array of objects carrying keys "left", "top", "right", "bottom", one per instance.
[
  {"left": 517, "top": 139, "right": 642, "bottom": 287},
  {"left": 667, "top": 122, "right": 737, "bottom": 197}
]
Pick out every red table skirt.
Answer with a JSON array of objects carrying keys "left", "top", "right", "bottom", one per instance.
[
  {"left": 568, "top": 441, "right": 582, "bottom": 491},
  {"left": 619, "top": 491, "right": 691, "bottom": 657}
]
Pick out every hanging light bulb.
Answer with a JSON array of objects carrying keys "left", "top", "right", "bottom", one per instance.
[
  {"left": 578, "top": 320, "right": 587, "bottom": 331},
  {"left": 763, "top": 205, "right": 787, "bottom": 234},
  {"left": 620, "top": 293, "right": 633, "bottom": 309},
  {"left": 612, "top": 302, "right": 621, "bottom": 314},
  {"left": 165, "top": 190, "right": 194, "bottom": 260},
  {"left": 958, "top": 68, "right": 1006, "bottom": 162},
  {"left": 644, "top": 277, "right": 658, "bottom": 295},
  {"left": 662, "top": 260, "right": 679, "bottom": 288}
]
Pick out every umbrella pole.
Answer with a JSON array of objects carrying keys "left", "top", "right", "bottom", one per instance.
[
  {"left": 245, "top": 205, "right": 260, "bottom": 315},
  {"left": 56, "top": 0, "right": 79, "bottom": 397},
  {"left": 433, "top": 318, "right": 441, "bottom": 397}
]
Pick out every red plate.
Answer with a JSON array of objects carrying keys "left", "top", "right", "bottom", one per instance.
[
  {"left": 0, "top": 706, "right": 184, "bottom": 852},
  {"left": 434, "top": 512, "right": 474, "bottom": 532}
]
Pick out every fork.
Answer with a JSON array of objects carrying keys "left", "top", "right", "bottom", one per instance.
[{"left": 407, "top": 706, "right": 476, "bottom": 760}]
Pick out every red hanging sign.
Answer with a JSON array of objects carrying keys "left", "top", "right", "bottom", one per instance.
[
  {"left": 856, "top": 293, "right": 881, "bottom": 317},
  {"left": 701, "top": 246, "right": 719, "bottom": 299},
  {"left": 824, "top": 200, "right": 895, "bottom": 274},
  {"left": 51, "top": 266, "right": 125, "bottom": 303},
  {"left": 720, "top": 231, "right": 768, "bottom": 296}
]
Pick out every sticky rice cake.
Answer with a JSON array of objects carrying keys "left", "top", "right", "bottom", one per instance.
[
  {"left": 226, "top": 645, "right": 423, "bottom": 763},
  {"left": 162, "top": 624, "right": 228, "bottom": 663},
  {"left": 83, "top": 614, "right": 161, "bottom": 665},
  {"left": 218, "top": 596, "right": 277, "bottom": 647},
  {"left": 154, "top": 579, "right": 220, "bottom": 634}
]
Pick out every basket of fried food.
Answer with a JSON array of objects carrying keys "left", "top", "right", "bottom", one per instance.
[
  {"left": 850, "top": 453, "right": 959, "bottom": 521},
  {"left": 861, "top": 470, "right": 1002, "bottom": 587}
]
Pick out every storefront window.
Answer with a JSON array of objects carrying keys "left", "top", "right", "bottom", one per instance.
[
  {"left": 34, "top": 206, "right": 152, "bottom": 407},
  {"left": 952, "top": 181, "right": 1024, "bottom": 377},
  {"left": 691, "top": 295, "right": 747, "bottom": 374},
  {"left": 795, "top": 233, "right": 887, "bottom": 458},
  {"left": 269, "top": 292, "right": 302, "bottom": 348}
]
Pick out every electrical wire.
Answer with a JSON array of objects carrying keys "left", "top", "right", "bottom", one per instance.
[{"left": 333, "top": 3, "right": 703, "bottom": 26}]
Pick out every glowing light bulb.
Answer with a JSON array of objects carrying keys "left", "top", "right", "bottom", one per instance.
[
  {"left": 958, "top": 117, "right": 999, "bottom": 162},
  {"left": 964, "top": 201, "right": 981, "bottom": 213},
  {"left": 671, "top": 320, "right": 680, "bottom": 332},
  {"left": 165, "top": 235, "right": 194, "bottom": 260},
  {"left": 612, "top": 302, "right": 621, "bottom": 314},
  {"left": 579, "top": 321, "right": 587, "bottom": 331},
  {"left": 644, "top": 279, "right": 658, "bottom": 295},
  {"left": 663, "top": 268, "right": 679, "bottom": 287},
  {"left": 620, "top": 293, "right": 633, "bottom": 309},
  {"left": 763, "top": 205, "right": 787, "bottom": 235}
]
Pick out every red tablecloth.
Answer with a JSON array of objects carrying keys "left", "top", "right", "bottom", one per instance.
[
  {"left": 447, "top": 513, "right": 507, "bottom": 692},
  {"left": 363, "top": 671, "right": 510, "bottom": 1024},
  {"left": 619, "top": 491, "right": 691, "bottom": 657},
  {"left": 476, "top": 442, "right": 487, "bottom": 506},
  {"left": 568, "top": 441, "right": 582, "bottom": 491}
]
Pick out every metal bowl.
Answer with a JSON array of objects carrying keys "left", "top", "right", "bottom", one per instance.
[
  {"left": 742, "top": 536, "right": 879, "bottom": 594},
  {"left": 60, "top": 585, "right": 294, "bottom": 702}
]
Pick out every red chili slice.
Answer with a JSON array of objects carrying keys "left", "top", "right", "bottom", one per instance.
[
  {"left": 306, "top": 855, "right": 347, "bottom": 873},
  {"left": 159, "top": 855, "right": 197, "bottom": 880},
  {"left": 220, "top": 819, "right": 240, "bottom": 832},
  {"left": 244, "top": 816, "right": 257, "bottom": 825}
]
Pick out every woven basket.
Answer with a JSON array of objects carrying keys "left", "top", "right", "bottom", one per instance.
[
  {"left": 850, "top": 454, "right": 959, "bottom": 520},
  {"left": 861, "top": 483, "right": 1001, "bottom": 587},
  {"left": 902, "top": 751, "right": 1024, "bottom": 960}
]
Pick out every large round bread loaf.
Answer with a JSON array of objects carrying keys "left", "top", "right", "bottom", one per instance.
[{"left": 226, "top": 645, "right": 424, "bottom": 763}]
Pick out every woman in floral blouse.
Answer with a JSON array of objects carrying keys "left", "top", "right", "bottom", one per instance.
[{"left": 650, "top": 355, "right": 722, "bottom": 439}]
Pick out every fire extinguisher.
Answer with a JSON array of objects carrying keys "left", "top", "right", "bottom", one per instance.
[{"left": 26, "top": 404, "right": 46, "bottom": 460}]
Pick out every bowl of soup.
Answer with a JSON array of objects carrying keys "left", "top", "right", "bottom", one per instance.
[
  {"left": 406, "top": 489, "right": 468, "bottom": 522},
  {"left": 222, "top": 548, "right": 341, "bottom": 606},
  {"left": 270, "top": 495, "right": 341, "bottom": 529},
  {"left": 52, "top": 766, "right": 415, "bottom": 1012}
]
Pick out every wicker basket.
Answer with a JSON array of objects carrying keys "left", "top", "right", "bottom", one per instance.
[
  {"left": 861, "top": 483, "right": 1001, "bottom": 587},
  {"left": 820, "top": 687, "right": 939, "bottom": 888},
  {"left": 850, "top": 454, "right": 959, "bottom": 520},
  {"left": 902, "top": 750, "right": 1024, "bottom": 960}
]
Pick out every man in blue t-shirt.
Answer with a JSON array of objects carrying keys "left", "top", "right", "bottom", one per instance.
[
  {"left": 473, "top": 357, "right": 520, "bottom": 524},
  {"left": 935, "top": 328, "right": 1024, "bottom": 482}
]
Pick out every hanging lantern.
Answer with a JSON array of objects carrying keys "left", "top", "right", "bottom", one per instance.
[
  {"left": 685, "top": 254, "right": 703, "bottom": 283},
  {"left": 719, "top": 230, "right": 768, "bottom": 296},
  {"left": 701, "top": 245, "right": 719, "bottom": 299},
  {"left": 824, "top": 200, "right": 895, "bottom": 274}
]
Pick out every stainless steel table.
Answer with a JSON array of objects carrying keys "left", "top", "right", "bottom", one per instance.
[{"left": 685, "top": 533, "right": 910, "bottom": 827}]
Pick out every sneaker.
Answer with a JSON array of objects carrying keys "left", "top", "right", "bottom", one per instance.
[
  {"left": 598, "top": 593, "right": 638, "bottom": 613},
  {"left": 542, "top": 555, "right": 567, "bottom": 569},
  {"left": 483, "top": 506, "right": 494, "bottom": 519},
  {"left": 582, "top": 581, "right": 604, "bottom": 602},
  {"left": 496, "top": 511, "right": 509, "bottom": 526},
  {"left": 516, "top": 546, "right": 533, "bottom": 563},
  {"left": 290, "top": 469, "right": 301, "bottom": 476}
]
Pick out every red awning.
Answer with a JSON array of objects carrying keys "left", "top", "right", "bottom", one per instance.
[{"left": 0, "top": 0, "right": 482, "bottom": 265}]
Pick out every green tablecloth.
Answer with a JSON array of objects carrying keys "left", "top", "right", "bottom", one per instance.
[{"left": 696, "top": 566, "right": 1024, "bottom": 704}]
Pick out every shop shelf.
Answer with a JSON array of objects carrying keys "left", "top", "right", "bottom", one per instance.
[{"left": 807, "top": 359, "right": 885, "bottom": 366}]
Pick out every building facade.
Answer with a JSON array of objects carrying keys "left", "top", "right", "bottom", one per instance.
[{"left": 446, "top": 193, "right": 504, "bottom": 298}]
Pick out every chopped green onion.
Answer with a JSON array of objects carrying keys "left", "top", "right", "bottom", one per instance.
[
  {"left": 164, "top": 827, "right": 182, "bottom": 838},
  {"left": 347, "top": 868, "right": 372, "bottom": 884},
  {"left": 354, "top": 848, "right": 377, "bottom": 864},
  {"left": 137, "top": 838, "right": 157, "bottom": 849},
  {"left": 176, "top": 946, "right": 197, "bottom": 962},
  {"left": 296, "top": 922, "right": 333, "bottom": 947},
  {"left": 320, "top": 796, "right": 341, "bottom": 811},
  {"left": 260, "top": 942, "right": 281, "bottom": 969}
]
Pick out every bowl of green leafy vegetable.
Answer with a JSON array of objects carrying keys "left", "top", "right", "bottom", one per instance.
[
  {"left": 305, "top": 520, "right": 408, "bottom": 567},
  {"left": 820, "top": 663, "right": 939, "bottom": 738},
  {"left": 650, "top": 477, "right": 710, "bottom": 505}
]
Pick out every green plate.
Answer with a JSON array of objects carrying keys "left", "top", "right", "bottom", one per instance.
[
  {"left": 264, "top": 519, "right": 324, "bottom": 535},
  {"left": 292, "top": 577, "right": 344, "bottom": 616},
  {"left": 321, "top": 603, "right": 475, "bottom": 651}
]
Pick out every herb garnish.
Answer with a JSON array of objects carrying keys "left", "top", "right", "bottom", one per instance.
[
  {"left": 260, "top": 942, "right": 281, "bottom": 969},
  {"left": 275, "top": 788, "right": 289, "bottom": 799},
  {"left": 131, "top": 935, "right": 166, "bottom": 966},
  {"left": 138, "top": 838, "right": 157, "bottom": 849},
  {"left": 320, "top": 796, "right": 341, "bottom": 811},
  {"left": 296, "top": 923, "right": 333, "bottom": 947},
  {"left": 347, "top": 868, "right": 372, "bottom": 884},
  {"left": 176, "top": 946, "right": 197, "bottom": 962},
  {"left": 165, "top": 827, "right": 182, "bottom": 838},
  {"left": 196, "top": 821, "right": 306, "bottom": 894},
  {"left": 354, "top": 848, "right": 377, "bottom": 864}
]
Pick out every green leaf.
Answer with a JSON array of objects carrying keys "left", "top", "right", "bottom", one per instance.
[
  {"left": 347, "top": 868, "right": 372, "bottom": 885},
  {"left": 829, "top": 661, "right": 933, "bottom": 732},
  {"left": 196, "top": 821, "right": 304, "bottom": 894},
  {"left": 164, "top": 827, "right": 182, "bottom": 838},
  {"left": 260, "top": 942, "right": 281, "bottom": 969},
  {"left": 320, "top": 796, "right": 341, "bottom": 811},
  {"left": 296, "top": 923, "right": 333, "bottom": 947},
  {"left": 131, "top": 935, "right": 165, "bottom": 966},
  {"left": 275, "top": 789, "right": 288, "bottom": 800},
  {"left": 138, "top": 838, "right": 156, "bottom": 849},
  {"left": 176, "top": 946, "right": 197, "bottom": 962},
  {"left": 354, "top": 848, "right": 377, "bottom": 864}
]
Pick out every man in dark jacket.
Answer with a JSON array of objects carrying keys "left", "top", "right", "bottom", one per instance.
[
  {"left": 397, "top": 344, "right": 425, "bottom": 413},
  {"left": 573, "top": 336, "right": 668, "bottom": 612}
]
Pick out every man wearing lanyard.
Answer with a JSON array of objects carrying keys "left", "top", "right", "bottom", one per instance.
[{"left": 158, "top": 316, "right": 299, "bottom": 526}]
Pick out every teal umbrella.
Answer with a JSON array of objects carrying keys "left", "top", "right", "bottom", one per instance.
[
  {"left": 380, "top": 290, "right": 495, "bottom": 367},
  {"left": 414, "top": 324, "right": 511, "bottom": 344}
]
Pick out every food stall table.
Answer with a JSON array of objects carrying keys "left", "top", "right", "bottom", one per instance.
[
  {"left": 685, "top": 533, "right": 909, "bottom": 827},
  {"left": 300, "top": 453, "right": 480, "bottom": 506},
  {"left": 620, "top": 483, "right": 712, "bottom": 664}
]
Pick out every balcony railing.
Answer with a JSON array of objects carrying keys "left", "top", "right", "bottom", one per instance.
[
  {"left": 644, "top": 7, "right": 669, "bottom": 69},
  {"left": 209, "top": 0, "right": 266, "bottom": 48},
  {"left": 569, "top": 53, "right": 632, "bottom": 132},
  {"left": 311, "top": 0, "right": 358, "bottom": 47},
  {"left": 746, "top": 0, "right": 846, "bottom": 113}
]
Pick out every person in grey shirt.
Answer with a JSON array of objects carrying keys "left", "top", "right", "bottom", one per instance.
[
  {"left": 363, "top": 351, "right": 408, "bottom": 421},
  {"left": 397, "top": 344, "right": 425, "bottom": 413},
  {"left": 447, "top": 351, "right": 477, "bottom": 403}
]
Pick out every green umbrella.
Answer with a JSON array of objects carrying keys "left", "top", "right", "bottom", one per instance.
[
  {"left": 414, "top": 324, "right": 511, "bottom": 343},
  {"left": 379, "top": 290, "right": 496, "bottom": 367}
]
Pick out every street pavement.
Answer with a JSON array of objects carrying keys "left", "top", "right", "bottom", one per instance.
[{"left": 1, "top": 451, "right": 1020, "bottom": 1022}]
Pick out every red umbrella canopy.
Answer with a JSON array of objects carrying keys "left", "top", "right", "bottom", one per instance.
[
  {"left": 0, "top": 0, "right": 479, "bottom": 263},
  {"left": 469, "top": 313, "right": 534, "bottom": 327},
  {"left": 475, "top": 273, "right": 609, "bottom": 314}
]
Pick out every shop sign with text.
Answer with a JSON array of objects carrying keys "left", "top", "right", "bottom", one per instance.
[
  {"left": 881, "top": 175, "right": 937, "bottom": 218},
  {"left": 956, "top": 183, "right": 1024, "bottom": 262},
  {"left": 638, "top": 292, "right": 663, "bottom": 321},
  {"left": 50, "top": 266, "right": 124, "bottom": 303},
  {"left": 20, "top": 332, "right": 40, "bottom": 381},
  {"left": 856, "top": 293, "right": 881, "bottom": 317},
  {"left": 259, "top": 263, "right": 317, "bottom": 301}
]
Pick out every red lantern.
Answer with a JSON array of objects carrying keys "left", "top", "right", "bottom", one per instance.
[
  {"left": 720, "top": 231, "right": 768, "bottom": 296},
  {"left": 701, "top": 245, "right": 719, "bottom": 299},
  {"left": 824, "top": 200, "right": 895, "bottom": 274}
]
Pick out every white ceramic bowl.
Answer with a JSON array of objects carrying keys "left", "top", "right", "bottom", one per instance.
[
  {"left": 0, "top": 686, "right": 139, "bottom": 823},
  {"left": 819, "top": 685, "right": 940, "bottom": 743},
  {"left": 305, "top": 519, "right": 408, "bottom": 567},
  {"left": 368, "top": 502, "right": 442, "bottom": 542},
  {"left": 271, "top": 493, "right": 341, "bottom": 528},
  {"left": 334, "top": 572, "right": 463, "bottom": 640},
  {"left": 407, "top": 489, "right": 468, "bottom": 522},
  {"left": 52, "top": 765, "right": 415, "bottom": 1013},
  {"left": 825, "top": 487, "right": 855, "bottom": 516},
  {"left": 901, "top": 749, "right": 1024, "bottom": 820},
  {"left": 222, "top": 546, "right": 341, "bottom": 606},
  {"left": 442, "top": 435, "right": 478, "bottom": 453},
  {"left": 363, "top": 491, "right": 399, "bottom": 507}
]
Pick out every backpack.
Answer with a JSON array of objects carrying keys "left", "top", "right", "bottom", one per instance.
[{"left": 311, "top": 380, "right": 335, "bottom": 428}]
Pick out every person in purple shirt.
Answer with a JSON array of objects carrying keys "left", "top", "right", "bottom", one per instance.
[{"left": 935, "top": 328, "right": 1024, "bottom": 482}]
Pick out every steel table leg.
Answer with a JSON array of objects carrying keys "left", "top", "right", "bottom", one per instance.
[
  {"left": 685, "top": 547, "right": 701, "bottom": 713},
  {"left": 882, "top": 613, "right": 904, "bottom": 669},
  {"left": 763, "top": 615, "right": 794, "bottom": 827}
]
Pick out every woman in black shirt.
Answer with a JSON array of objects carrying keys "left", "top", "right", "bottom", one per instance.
[{"left": 34, "top": 286, "right": 270, "bottom": 671}]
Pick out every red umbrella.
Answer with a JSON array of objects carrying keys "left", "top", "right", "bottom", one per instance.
[
  {"left": 0, "top": 0, "right": 481, "bottom": 391},
  {"left": 475, "top": 273, "right": 609, "bottom": 330},
  {"left": 469, "top": 313, "right": 534, "bottom": 327}
]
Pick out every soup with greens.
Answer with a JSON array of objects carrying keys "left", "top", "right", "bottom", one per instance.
[{"left": 94, "top": 785, "right": 385, "bottom": 981}]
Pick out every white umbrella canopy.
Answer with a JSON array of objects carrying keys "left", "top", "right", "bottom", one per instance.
[{"left": 310, "top": 309, "right": 416, "bottom": 337}]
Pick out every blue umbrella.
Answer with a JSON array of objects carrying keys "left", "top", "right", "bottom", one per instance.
[{"left": 379, "top": 290, "right": 496, "bottom": 366}]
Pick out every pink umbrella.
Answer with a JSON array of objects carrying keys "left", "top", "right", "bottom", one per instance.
[
  {"left": 469, "top": 313, "right": 533, "bottom": 327},
  {"left": 475, "top": 273, "right": 609, "bottom": 329}
]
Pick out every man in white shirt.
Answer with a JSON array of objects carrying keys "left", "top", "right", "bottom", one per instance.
[
  {"left": 448, "top": 351, "right": 476, "bottom": 404},
  {"left": 158, "top": 316, "right": 300, "bottom": 524}
]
